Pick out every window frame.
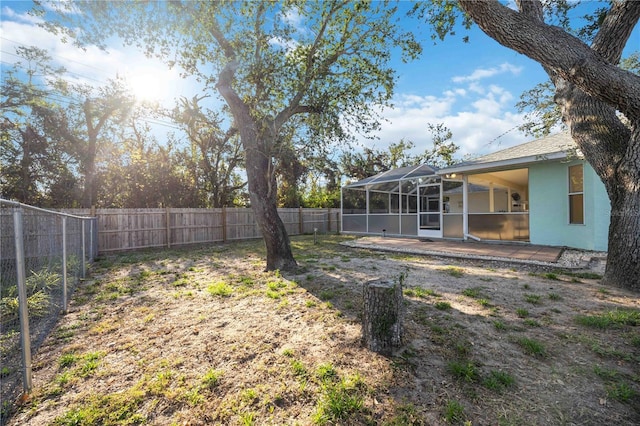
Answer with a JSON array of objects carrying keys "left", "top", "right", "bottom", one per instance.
[{"left": 568, "top": 164, "right": 585, "bottom": 225}]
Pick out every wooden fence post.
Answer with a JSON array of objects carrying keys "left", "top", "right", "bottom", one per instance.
[
  {"left": 299, "top": 207, "right": 303, "bottom": 235},
  {"left": 165, "top": 207, "right": 171, "bottom": 248},
  {"left": 222, "top": 206, "right": 227, "bottom": 242},
  {"left": 327, "top": 207, "right": 331, "bottom": 232}
]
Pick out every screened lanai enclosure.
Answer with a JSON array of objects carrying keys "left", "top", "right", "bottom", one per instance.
[{"left": 341, "top": 164, "right": 530, "bottom": 242}]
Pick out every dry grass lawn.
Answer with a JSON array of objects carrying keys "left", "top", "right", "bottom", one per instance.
[{"left": 7, "top": 235, "right": 640, "bottom": 425}]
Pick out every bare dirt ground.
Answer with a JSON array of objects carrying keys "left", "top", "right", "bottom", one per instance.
[{"left": 7, "top": 235, "right": 640, "bottom": 425}]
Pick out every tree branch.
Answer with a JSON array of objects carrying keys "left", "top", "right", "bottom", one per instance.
[{"left": 458, "top": 0, "right": 640, "bottom": 119}]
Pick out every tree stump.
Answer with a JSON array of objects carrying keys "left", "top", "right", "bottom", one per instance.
[{"left": 362, "top": 279, "right": 404, "bottom": 356}]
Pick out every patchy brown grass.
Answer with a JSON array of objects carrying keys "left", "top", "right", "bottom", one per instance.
[{"left": 7, "top": 235, "right": 640, "bottom": 425}]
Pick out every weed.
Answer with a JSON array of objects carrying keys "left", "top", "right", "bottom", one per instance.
[
  {"left": 447, "top": 360, "right": 479, "bottom": 382},
  {"left": 241, "top": 388, "right": 258, "bottom": 404},
  {"left": 267, "top": 280, "right": 287, "bottom": 291},
  {"left": 593, "top": 365, "right": 618, "bottom": 380},
  {"left": 566, "top": 271, "right": 603, "bottom": 280},
  {"left": 442, "top": 266, "right": 464, "bottom": 278},
  {"left": 184, "top": 387, "right": 204, "bottom": 406},
  {"left": 542, "top": 272, "right": 559, "bottom": 280},
  {"left": 516, "top": 337, "right": 546, "bottom": 358},
  {"left": 240, "top": 411, "right": 257, "bottom": 425},
  {"left": 266, "top": 290, "right": 282, "bottom": 299},
  {"left": 435, "top": 301, "right": 452, "bottom": 311},
  {"left": 523, "top": 284, "right": 530, "bottom": 290},
  {"left": 404, "top": 287, "right": 440, "bottom": 298},
  {"left": 316, "top": 363, "right": 338, "bottom": 383},
  {"left": 319, "top": 290, "right": 335, "bottom": 300},
  {"left": 575, "top": 315, "right": 613, "bottom": 329},
  {"left": 201, "top": 369, "right": 223, "bottom": 390},
  {"left": 313, "top": 374, "right": 367, "bottom": 424},
  {"left": 305, "top": 300, "right": 317, "bottom": 308},
  {"left": 483, "top": 370, "right": 515, "bottom": 392},
  {"left": 524, "top": 294, "right": 542, "bottom": 304},
  {"left": 290, "top": 359, "right": 308, "bottom": 378},
  {"left": 238, "top": 276, "right": 256, "bottom": 287},
  {"left": 385, "top": 403, "right": 425, "bottom": 426},
  {"left": 454, "top": 341, "right": 471, "bottom": 358},
  {"left": 523, "top": 319, "right": 541, "bottom": 327},
  {"left": 462, "top": 287, "right": 485, "bottom": 298},
  {"left": 493, "top": 320, "right": 507, "bottom": 331},
  {"left": 516, "top": 308, "right": 529, "bottom": 318},
  {"left": 80, "top": 352, "right": 103, "bottom": 377},
  {"left": 598, "top": 287, "right": 610, "bottom": 295},
  {"left": 548, "top": 293, "right": 562, "bottom": 301},
  {"left": 606, "top": 382, "right": 637, "bottom": 403},
  {"left": 207, "top": 281, "right": 233, "bottom": 297},
  {"left": 575, "top": 309, "right": 640, "bottom": 329},
  {"left": 477, "top": 299, "right": 491, "bottom": 308},
  {"left": 628, "top": 333, "right": 640, "bottom": 347},
  {"left": 172, "top": 277, "right": 189, "bottom": 287},
  {"left": 443, "top": 400, "right": 465, "bottom": 424},
  {"left": 52, "top": 386, "right": 145, "bottom": 425},
  {"left": 281, "top": 348, "right": 295, "bottom": 357},
  {"left": 58, "top": 353, "right": 79, "bottom": 369}
]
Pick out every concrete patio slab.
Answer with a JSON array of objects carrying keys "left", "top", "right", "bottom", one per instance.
[{"left": 342, "top": 236, "right": 566, "bottom": 267}]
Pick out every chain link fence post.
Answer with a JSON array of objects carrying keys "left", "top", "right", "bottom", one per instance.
[{"left": 12, "top": 208, "right": 32, "bottom": 394}]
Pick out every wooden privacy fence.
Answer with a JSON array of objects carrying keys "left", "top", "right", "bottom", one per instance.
[{"left": 66, "top": 207, "right": 341, "bottom": 253}]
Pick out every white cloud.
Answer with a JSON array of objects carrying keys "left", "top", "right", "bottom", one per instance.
[
  {"left": 359, "top": 85, "right": 529, "bottom": 159},
  {"left": 1, "top": 8, "right": 194, "bottom": 107},
  {"left": 452, "top": 62, "right": 523, "bottom": 83},
  {"left": 1, "top": 6, "right": 41, "bottom": 25}
]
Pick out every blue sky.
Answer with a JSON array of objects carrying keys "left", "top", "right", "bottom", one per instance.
[{"left": 1, "top": 1, "right": 638, "bottom": 159}]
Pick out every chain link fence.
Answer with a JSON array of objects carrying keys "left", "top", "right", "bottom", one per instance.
[{"left": 0, "top": 199, "right": 96, "bottom": 424}]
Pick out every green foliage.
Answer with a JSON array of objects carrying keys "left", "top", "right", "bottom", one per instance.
[
  {"left": 435, "top": 301, "right": 452, "bottom": 311},
  {"left": 516, "top": 337, "right": 546, "bottom": 358},
  {"left": 493, "top": 320, "right": 507, "bottom": 331},
  {"left": 575, "top": 309, "right": 640, "bottom": 329},
  {"left": 548, "top": 293, "right": 562, "bottom": 301},
  {"left": 447, "top": 360, "right": 479, "bottom": 382},
  {"left": 52, "top": 386, "right": 145, "bottom": 425},
  {"left": 524, "top": 294, "right": 542, "bottom": 304},
  {"left": 58, "top": 353, "right": 79, "bottom": 369},
  {"left": 207, "top": 281, "right": 233, "bottom": 297},
  {"left": 483, "top": 370, "right": 515, "bottom": 392},
  {"left": 404, "top": 287, "right": 440, "bottom": 298},
  {"left": 442, "top": 266, "right": 464, "bottom": 278},
  {"left": 384, "top": 403, "right": 425, "bottom": 426},
  {"left": 443, "top": 400, "right": 466, "bottom": 424},
  {"left": 461, "top": 287, "right": 482, "bottom": 298},
  {"left": 606, "top": 382, "right": 637, "bottom": 403},
  {"left": 201, "top": 369, "right": 223, "bottom": 390},
  {"left": 313, "top": 374, "right": 368, "bottom": 424}
]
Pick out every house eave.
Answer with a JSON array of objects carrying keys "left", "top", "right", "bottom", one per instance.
[{"left": 437, "top": 151, "right": 575, "bottom": 175}]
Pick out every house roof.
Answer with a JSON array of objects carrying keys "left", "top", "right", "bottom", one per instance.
[
  {"left": 344, "top": 163, "right": 439, "bottom": 188},
  {"left": 438, "top": 131, "right": 578, "bottom": 175}
]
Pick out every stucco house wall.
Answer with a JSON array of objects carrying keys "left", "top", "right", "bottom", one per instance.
[{"left": 528, "top": 160, "right": 610, "bottom": 251}]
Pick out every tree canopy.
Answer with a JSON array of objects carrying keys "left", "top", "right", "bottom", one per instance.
[{"left": 37, "top": 0, "right": 422, "bottom": 270}]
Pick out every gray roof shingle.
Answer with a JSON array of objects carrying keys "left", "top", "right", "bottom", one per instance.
[{"left": 439, "top": 131, "right": 577, "bottom": 173}]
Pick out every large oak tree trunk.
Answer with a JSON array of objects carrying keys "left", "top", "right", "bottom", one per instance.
[
  {"left": 242, "top": 128, "right": 297, "bottom": 272},
  {"left": 458, "top": 0, "right": 640, "bottom": 291},
  {"left": 217, "top": 59, "right": 298, "bottom": 272}
]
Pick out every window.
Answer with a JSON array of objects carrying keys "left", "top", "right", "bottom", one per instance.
[{"left": 568, "top": 164, "right": 584, "bottom": 224}]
